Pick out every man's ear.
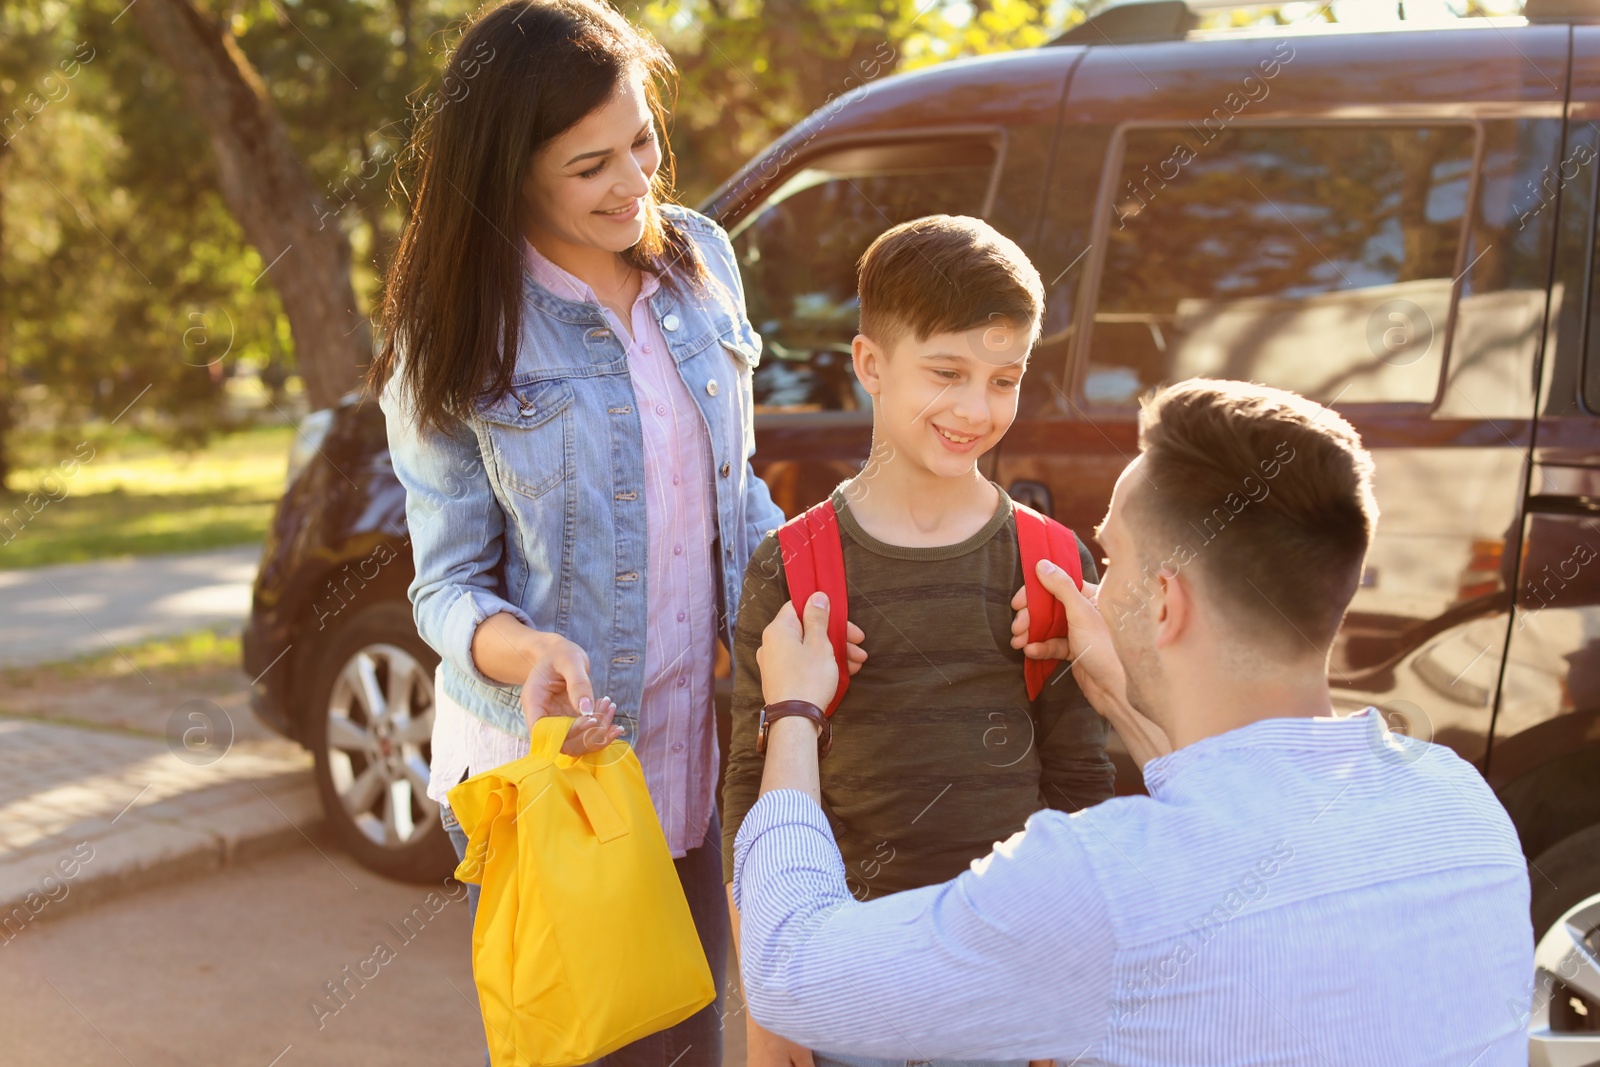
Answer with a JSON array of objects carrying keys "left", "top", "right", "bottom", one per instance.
[
  {"left": 851, "top": 333, "right": 884, "bottom": 399},
  {"left": 1152, "top": 566, "right": 1190, "bottom": 650}
]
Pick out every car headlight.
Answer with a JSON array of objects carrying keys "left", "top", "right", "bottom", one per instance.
[{"left": 287, "top": 408, "right": 335, "bottom": 487}]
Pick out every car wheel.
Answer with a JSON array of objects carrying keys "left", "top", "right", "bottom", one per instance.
[
  {"left": 1528, "top": 824, "right": 1600, "bottom": 1066},
  {"left": 304, "top": 600, "right": 456, "bottom": 883}
]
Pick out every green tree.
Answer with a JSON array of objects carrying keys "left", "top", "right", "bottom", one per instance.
[{"left": 1, "top": 0, "right": 1093, "bottom": 491}]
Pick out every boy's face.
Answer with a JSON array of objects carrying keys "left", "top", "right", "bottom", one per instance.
[{"left": 851, "top": 317, "right": 1032, "bottom": 479}]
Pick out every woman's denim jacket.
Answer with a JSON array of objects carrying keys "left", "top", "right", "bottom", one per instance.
[{"left": 379, "top": 204, "right": 786, "bottom": 737}]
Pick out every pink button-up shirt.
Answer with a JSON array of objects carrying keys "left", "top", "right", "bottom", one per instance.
[{"left": 427, "top": 239, "right": 721, "bottom": 858}]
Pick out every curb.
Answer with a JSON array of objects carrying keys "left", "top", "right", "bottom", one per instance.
[{"left": 0, "top": 770, "right": 323, "bottom": 938}]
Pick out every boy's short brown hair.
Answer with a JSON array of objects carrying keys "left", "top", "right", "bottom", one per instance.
[
  {"left": 856, "top": 215, "right": 1044, "bottom": 357},
  {"left": 1128, "top": 379, "right": 1379, "bottom": 656}
]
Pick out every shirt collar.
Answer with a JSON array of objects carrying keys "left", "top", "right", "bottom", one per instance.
[
  {"left": 1140, "top": 706, "right": 1384, "bottom": 794},
  {"left": 523, "top": 237, "right": 660, "bottom": 307}
]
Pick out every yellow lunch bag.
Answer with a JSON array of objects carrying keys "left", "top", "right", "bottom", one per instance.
[{"left": 447, "top": 714, "right": 715, "bottom": 1067}]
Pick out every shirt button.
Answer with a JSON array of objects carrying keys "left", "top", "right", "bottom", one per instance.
[
  {"left": 663, "top": 314, "right": 680, "bottom": 332},
  {"left": 720, "top": 462, "right": 731, "bottom": 477},
  {"left": 674, "top": 544, "right": 683, "bottom": 556},
  {"left": 656, "top": 403, "right": 667, "bottom": 416},
  {"left": 671, "top": 741, "right": 685, "bottom": 753},
  {"left": 642, "top": 344, "right": 652, "bottom": 354},
  {"left": 672, "top": 473, "right": 680, "bottom": 486},
  {"left": 677, "top": 677, "right": 687, "bottom": 688},
  {"left": 706, "top": 379, "right": 718, "bottom": 397},
  {"left": 677, "top": 611, "right": 686, "bottom": 622}
]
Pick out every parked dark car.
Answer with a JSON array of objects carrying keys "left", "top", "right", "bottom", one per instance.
[{"left": 246, "top": 2, "right": 1600, "bottom": 1056}]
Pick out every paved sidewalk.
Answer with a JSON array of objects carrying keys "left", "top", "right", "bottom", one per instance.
[
  {"left": 0, "top": 716, "right": 318, "bottom": 932},
  {"left": 0, "top": 544, "right": 337, "bottom": 926},
  {"left": 0, "top": 545, "right": 260, "bottom": 668}
]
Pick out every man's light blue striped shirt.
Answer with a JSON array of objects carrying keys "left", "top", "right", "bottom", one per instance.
[{"left": 731, "top": 708, "right": 1533, "bottom": 1066}]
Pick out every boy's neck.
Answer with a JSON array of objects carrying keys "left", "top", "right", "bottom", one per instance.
[{"left": 841, "top": 443, "right": 1001, "bottom": 549}]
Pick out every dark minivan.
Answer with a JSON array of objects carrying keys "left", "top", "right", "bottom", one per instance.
[{"left": 245, "top": 3, "right": 1600, "bottom": 1056}]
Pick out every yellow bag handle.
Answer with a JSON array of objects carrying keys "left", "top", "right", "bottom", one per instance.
[{"left": 528, "top": 716, "right": 629, "bottom": 844}]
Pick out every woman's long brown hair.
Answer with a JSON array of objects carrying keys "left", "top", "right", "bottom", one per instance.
[{"left": 367, "top": 0, "right": 711, "bottom": 436}]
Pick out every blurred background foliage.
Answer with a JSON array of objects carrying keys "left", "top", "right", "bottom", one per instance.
[
  {"left": 0, "top": 0, "right": 1514, "bottom": 492},
  {"left": 0, "top": 0, "right": 1101, "bottom": 489}
]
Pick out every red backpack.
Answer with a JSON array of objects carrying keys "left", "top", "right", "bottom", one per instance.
[{"left": 775, "top": 497, "right": 1084, "bottom": 716}]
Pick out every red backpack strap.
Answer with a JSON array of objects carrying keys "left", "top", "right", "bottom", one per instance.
[
  {"left": 1014, "top": 502, "right": 1083, "bottom": 701},
  {"left": 774, "top": 499, "right": 850, "bottom": 717}
]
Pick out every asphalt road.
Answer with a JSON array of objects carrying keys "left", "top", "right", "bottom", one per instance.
[
  {"left": 0, "top": 840, "right": 751, "bottom": 1067},
  {"left": 0, "top": 841, "right": 484, "bottom": 1067}
]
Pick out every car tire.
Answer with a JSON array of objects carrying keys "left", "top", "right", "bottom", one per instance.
[
  {"left": 303, "top": 599, "right": 456, "bottom": 884},
  {"left": 1528, "top": 824, "right": 1600, "bottom": 1066}
]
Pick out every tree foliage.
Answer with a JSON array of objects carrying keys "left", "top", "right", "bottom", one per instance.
[{"left": 0, "top": 0, "right": 1090, "bottom": 489}]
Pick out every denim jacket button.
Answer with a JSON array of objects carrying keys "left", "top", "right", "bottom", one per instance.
[
  {"left": 662, "top": 313, "right": 680, "bottom": 332},
  {"left": 706, "top": 379, "right": 718, "bottom": 397}
]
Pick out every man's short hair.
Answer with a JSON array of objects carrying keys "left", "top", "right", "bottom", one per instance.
[
  {"left": 1128, "top": 379, "right": 1379, "bottom": 656},
  {"left": 856, "top": 215, "right": 1044, "bottom": 356}
]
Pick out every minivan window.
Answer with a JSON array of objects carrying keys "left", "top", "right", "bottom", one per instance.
[
  {"left": 728, "top": 136, "right": 999, "bottom": 413},
  {"left": 1081, "top": 123, "right": 1477, "bottom": 407}
]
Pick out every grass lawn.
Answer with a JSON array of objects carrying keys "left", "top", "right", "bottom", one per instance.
[
  {"left": 1, "top": 622, "right": 243, "bottom": 690},
  {"left": 0, "top": 622, "right": 301, "bottom": 745},
  {"left": 0, "top": 424, "right": 293, "bottom": 570}
]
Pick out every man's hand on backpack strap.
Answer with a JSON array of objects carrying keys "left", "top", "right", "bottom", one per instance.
[
  {"left": 844, "top": 619, "right": 867, "bottom": 676},
  {"left": 1011, "top": 561, "right": 1172, "bottom": 768},
  {"left": 759, "top": 592, "right": 845, "bottom": 710}
]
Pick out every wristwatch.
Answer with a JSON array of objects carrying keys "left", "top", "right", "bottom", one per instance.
[{"left": 757, "top": 700, "right": 832, "bottom": 758}]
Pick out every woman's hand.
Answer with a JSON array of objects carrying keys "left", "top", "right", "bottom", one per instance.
[
  {"left": 517, "top": 632, "right": 621, "bottom": 754},
  {"left": 518, "top": 630, "right": 593, "bottom": 719},
  {"left": 555, "top": 696, "right": 623, "bottom": 757}
]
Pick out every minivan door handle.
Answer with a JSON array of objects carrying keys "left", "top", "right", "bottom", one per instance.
[{"left": 1009, "top": 480, "right": 1054, "bottom": 516}]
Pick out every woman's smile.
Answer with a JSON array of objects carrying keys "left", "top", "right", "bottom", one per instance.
[{"left": 595, "top": 198, "right": 641, "bottom": 220}]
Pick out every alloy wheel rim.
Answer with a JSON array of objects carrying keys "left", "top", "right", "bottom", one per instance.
[
  {"left": 324, "top": 643, "right": 437, "bottom": 849},
  {"left": 1530, "top": 892, "right": 1600, "bottom": 1067}
]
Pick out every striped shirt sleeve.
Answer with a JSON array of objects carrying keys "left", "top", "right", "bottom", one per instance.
[{"left": 731, "top": 788, "right": 1117, "bottom": 1061}]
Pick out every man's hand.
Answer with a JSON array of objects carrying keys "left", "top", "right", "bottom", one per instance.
[
  {"left": 844, "top": 619, "right": 867, "bottom": 676},
  {"left": 1011, "top": 562, "right": 1172, "bottom": 767},
  {"left": 757, "top": 592, "right": 843, "bottom": 710},
  {"left": 1009, "top": 573, "right": 1120, "bottom": 692},
  {"left": 746, "top": 1015, "right": 816, "bottom": 1067}
]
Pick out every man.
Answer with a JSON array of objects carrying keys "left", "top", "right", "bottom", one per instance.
[{"left": 731, "top": 379, "right": 1533, "bottom": 1066}]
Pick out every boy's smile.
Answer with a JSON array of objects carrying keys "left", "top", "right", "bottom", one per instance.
[
  {"left": 932, "top": 423, "right": 981, "bottom": 451},
  {"left": 854, "top": 320, "right": 1031, "bottom": 480}
]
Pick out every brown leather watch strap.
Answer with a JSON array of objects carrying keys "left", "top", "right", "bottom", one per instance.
[{"left": 758, "top": 699, "right": 832, "bottom": 758}]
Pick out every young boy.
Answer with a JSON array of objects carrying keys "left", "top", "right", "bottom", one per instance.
[{"left": 721, "top": 215, "right": 1115, "bottom": 1067}]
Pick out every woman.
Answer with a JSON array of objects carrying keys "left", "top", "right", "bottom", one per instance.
[{"left": 367, "top": 2, "right": 863, "bottom": 1064}]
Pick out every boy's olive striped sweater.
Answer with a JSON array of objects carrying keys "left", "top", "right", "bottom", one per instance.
[{"left": 721, "top": 481, "right": 1115, "bottom": 899}]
